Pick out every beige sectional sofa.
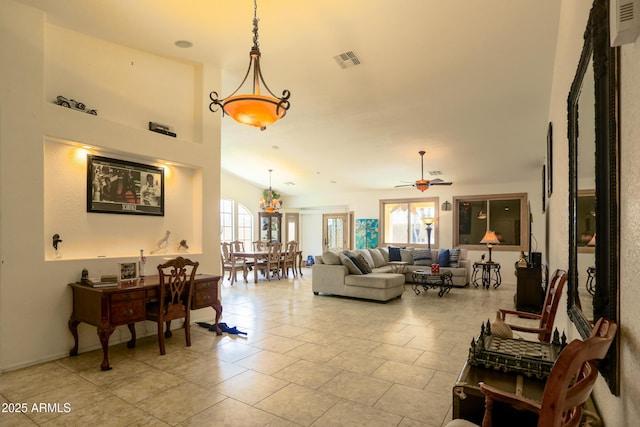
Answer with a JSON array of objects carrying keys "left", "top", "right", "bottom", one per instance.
[{"left": 312, "top": 247, "right": 471, "bottom": 302}]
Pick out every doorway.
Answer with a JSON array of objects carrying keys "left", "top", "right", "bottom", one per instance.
[{"left": 322, "top": 213, "right": 350, "bottom": 252}]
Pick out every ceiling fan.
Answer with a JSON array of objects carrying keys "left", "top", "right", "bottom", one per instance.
[{"left": 395, "top": 150, "right": 453, "bottom": 192}]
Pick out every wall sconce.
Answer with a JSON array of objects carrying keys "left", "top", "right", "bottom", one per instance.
[{"left": 441, "top": 201, "right": 452, "bottom": 211}]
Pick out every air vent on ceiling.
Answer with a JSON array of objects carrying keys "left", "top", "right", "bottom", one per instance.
[
  {"left": 611, "top": 0, "right": 640, "bottom": 46},
  {"left": 334, "top": 51, "right": 361, "bottom": 69},
  {"left": 428, "top": 170, "right": 443, "bottom": 176}
]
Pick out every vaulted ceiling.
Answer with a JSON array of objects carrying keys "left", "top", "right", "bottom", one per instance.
[{"left": 17, "top": 0, "right": 561, "bottom": 196}]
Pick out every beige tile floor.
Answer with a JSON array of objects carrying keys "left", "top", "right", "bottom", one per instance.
[{"left": 0, "top": 268, "right": 531, "bottom": 426}]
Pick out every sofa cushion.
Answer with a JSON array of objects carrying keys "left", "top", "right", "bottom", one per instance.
[
  {"left": 358, "top": 249, "right": 375, "bottom": 269},
  {"left": 322, "top": 251, "right": 342, "bottom": 265},
  {"left": 400, "top": 248, "right": 414, "bottom": 264},
  {"left": 449, "top": 248, "right": 461, "bottom": 268},
  {"left": 367, "top": 248, "right": 386, "bottom": 268},
  {"left": 388, "top": 246, "right": 402, "bottom": 261},
  {"left": 345, "top": 273, "right": 405, "bottom": 289},
  {"left": 413, "top": 248, "right": 432, "bottom": 266},
  {"left": 437, "top": 249, "right": 450, "bottom": 267},
  {"left": 339, "top": 253, "right": 363, "bottom": 275},
  {"left": 348, "top": 251, "right": 372, "bottom": 274},
  {"left": 378, "top": 247, "right": 390, "bottom": 263}
]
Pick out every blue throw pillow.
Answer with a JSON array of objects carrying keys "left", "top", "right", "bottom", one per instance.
[
  {"left": 388, "top": 246, "right": 402, "bottom": 262},
  {"left": 437, "top": 249, "right": 450, "bottom": 267}
]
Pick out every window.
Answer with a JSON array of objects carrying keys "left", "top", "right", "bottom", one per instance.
[
  {"left": 237, "top": 204, "right": 253, "bottom": 248},
  {"left": 220, "top": 199, "right": 253, "bottom": 249},
  {"left": 453, "top": 193, "right": 527, "bottom": 251},
  {"left": 220, "top": 199, "right": 234, "bottom": 242},
  {"left": 380, "top": 198, "right": 439, "bottom": 247}
]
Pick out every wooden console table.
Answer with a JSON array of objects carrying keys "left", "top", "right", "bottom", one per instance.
[{"left": 68, "top": 274, "right": 222, "bottom": 370}]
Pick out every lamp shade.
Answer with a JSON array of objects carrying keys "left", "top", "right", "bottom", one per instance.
[
  {"left": 480, "top": 230, "right": 500, "bottom": 245},
  {"left": 223, "top": 94, "right": 287, "bottom": 129},
  {"left": 587, "top": 233, "right": 596, "bottom": 246}
]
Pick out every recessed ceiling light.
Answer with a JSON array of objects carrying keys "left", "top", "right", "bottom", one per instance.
[{"left": 174, "top": 40, "right": 193, "bottom": 48}]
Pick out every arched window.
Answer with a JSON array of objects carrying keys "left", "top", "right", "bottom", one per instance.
[
  {"left": 220, "top": 199, "right": 253, "bottom": 248},
  {"left": 237, "top": 204, "right": 253, "bottom": 249}
]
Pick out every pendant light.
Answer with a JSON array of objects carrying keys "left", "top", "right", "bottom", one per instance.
[{"left": 209, "top": 0, "right": 291, "bottom": 130}]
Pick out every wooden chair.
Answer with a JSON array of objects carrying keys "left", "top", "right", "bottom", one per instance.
[
  {"left": 256, "top": 242, "right": 282, "bottom": 281},
  {"left": 281, "top": 240, "right": 299, "bottom": 278},
  {"left": 230, "top": 240, "right": 253, "bottom": 271},
  {"left": 252, "top": 240, "right": 266, "bottom": 251},
  {"left": 220, "top": 242, "right": 247, "bottom": 285},
  {"left": 145, "top": 257, "right": 199, "bottom": 355},
  {"left": 498, "top": 269, "right": 567, "bottom": 342},
  {"left": 446, "top": 317, "right": 617, "bottom": 427}
]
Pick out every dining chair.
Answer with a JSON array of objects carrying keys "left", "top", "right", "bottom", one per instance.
[
  {"left": 445, "top": 317, "right": 617, "bottom": 427},
  {"left": 281, "top": 240, "right": 299, "bottom": 278},
  {"left": 498, "top": 269, "right": 567, "bottom": 342},
  {"left": 252, "top": 240, "right": 266, "bottom": 251},
  {"left": 257, "top": 242, "right": 282, "bottom": 281},
  {"left": 231, "top": 240, "right": 253, "bottom": 272},
  {"left": 220, "top": 242, "right": 247, "bottom": 285},
  {"left": 145, "top": 257, "right": 199, "bottom": 355}
]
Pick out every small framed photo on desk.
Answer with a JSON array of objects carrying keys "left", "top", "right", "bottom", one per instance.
[{"left": 118, "top": 262, "right": 138, "bottom": 281}]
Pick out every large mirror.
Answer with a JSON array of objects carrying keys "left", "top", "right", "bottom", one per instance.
[{"left": 568, "top": 0, "right": 620, "bottom": 395}]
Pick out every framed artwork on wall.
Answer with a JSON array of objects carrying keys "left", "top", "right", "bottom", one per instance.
[
  {"left": 547, "top": 122, "right": 553, "bottom": 197},
  {"left": 87, "top": 155, "right": 164, "bottom": 216},
  {"left": 542, "top": 165, "right": 546, "bottom": 213}
]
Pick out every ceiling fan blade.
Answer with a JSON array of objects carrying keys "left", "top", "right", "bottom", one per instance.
[
  {"left": 394, "top": 184, "right": 415, "bottom": 188},
  {"left": 429, "top": 181, "right": 453, "bottom": 186}
]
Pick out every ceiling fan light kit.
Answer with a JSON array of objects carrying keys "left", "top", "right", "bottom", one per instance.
[
  {"left": 395, "top": 150, "right": 452, "bottom": 191},
  {"left": 209, "top": 0, "right": 290, "bottom": 130}
]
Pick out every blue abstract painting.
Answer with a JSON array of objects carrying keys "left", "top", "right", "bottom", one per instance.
[{"left": 355, "top": 218, "right": 379, "bottom": 249}]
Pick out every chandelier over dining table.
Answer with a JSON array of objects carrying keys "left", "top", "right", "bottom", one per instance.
[
  {"left": 209, "top": 0, "right": 291, "bottom": 131},
  {"left": 260, "top": 169, "right": 282, "bottom": 213}
]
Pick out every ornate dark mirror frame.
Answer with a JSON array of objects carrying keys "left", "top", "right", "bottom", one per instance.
[{"left": 567, "top": 0, "right": 620, "bottom": 395}]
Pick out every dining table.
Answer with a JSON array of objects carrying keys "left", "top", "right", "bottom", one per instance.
[{"left": 232, "top": 249, "right": 303, "bottom": 283}]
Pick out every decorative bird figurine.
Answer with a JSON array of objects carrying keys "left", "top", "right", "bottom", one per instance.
[{"left": 151, "top": 230, "right": 170, "bottom": 254}]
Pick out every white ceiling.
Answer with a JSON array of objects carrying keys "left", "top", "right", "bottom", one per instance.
[{"left": 17, "top": 0, "right": 561, "bottom": 197}]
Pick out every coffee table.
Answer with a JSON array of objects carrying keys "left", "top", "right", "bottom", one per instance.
[{"left": 411, "top": 270, "right": 453, "bottom": 297}]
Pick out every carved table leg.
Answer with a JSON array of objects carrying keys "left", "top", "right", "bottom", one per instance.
[
  {"left": 126, "top": 323, "right": 137, "bottom": 349},
  {"left": 97, "top": 327, "right": 116, "bottom": 371},
  {"left": 68, "top": 318, "right": 80, "bottom": 357},
  {"left": 212, "top": 300, "right": 223, "bottom": 336}
]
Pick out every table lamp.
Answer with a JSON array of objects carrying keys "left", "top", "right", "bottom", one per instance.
[{"left": 480, "top": 230, "right": 500, "bottom": 262}]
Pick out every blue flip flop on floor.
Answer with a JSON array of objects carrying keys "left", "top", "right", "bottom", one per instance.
[{"left": 196, "top": 321, "right": 247, "bottom": 335}]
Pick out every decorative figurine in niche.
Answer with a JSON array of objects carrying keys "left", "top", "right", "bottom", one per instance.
[
  {"left": 52, "top": 233, "right": 63, "bottom": 258},
  {"left": 81, "top": 268, "right": 89, "bottom": 284},
  {"left": 177, "top": 240, "right": 189, "bottom": 253},
  {"left": 150, "top": 230, "right": 170, "bottom": 254},
  {"left": 55, "top": 95, "right": 97, "bottom": 115}
]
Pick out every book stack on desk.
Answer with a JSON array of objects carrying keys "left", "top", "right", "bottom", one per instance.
[{"left": 83, "top": 275, "right": 119, "bottom": 288}]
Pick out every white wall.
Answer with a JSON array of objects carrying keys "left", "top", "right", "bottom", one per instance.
[{"left": 0, "top": 1, "right": 221, "bottom": 371}]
